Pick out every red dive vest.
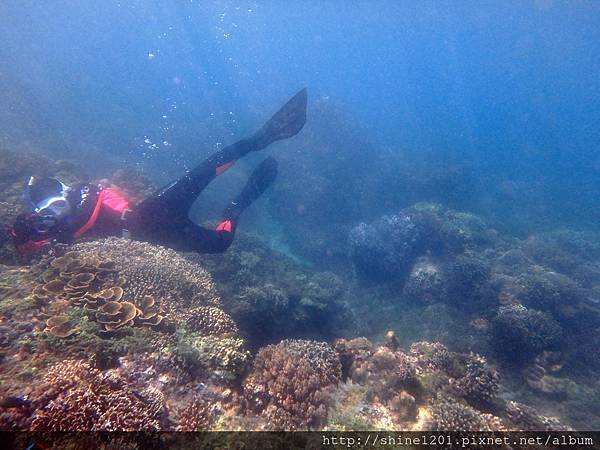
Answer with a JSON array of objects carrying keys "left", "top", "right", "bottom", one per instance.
[{"left": 73, "top": 188, "right": 129, "bottom": 239}]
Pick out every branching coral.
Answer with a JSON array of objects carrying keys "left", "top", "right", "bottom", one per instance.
[
  {"left": 426, "top": 397, "right": 504, "bottom": 431},
  {"left": 183, "top": 306, "right": 239, "bottom": 335},
  {"left": 348, "top": 213, "right": 421, "bottom": 283},
  {"left": 31, "top": 359, "right": 164, "bottom": 431},
  {"left": 349, "top": 346, "right": 417, "bottom": 402},
  {"left": 334, "top": 337, "right": 418, "bottom": 422},
  {"left": 409, "top": 341, "right": 453, "bottom": 374},
  {"left": 243, "top": 339, "right": 342, "bottom": 430},
  {"left": 174, "top": 394, "right": 221, "bottom": 431},
  {"left": 491, "top": 304, "right": 563, "bottom": 364},
  {"left": 449, "top": 353, "right": 499, "bottom": 404},
  {"left": 174, "top": 332, "right": 250, "bottom": 382}
]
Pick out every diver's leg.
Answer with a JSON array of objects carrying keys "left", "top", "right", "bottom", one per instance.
[
  {"left": 218, "top": 156, "right": 278, "bottom": 228},
  {"left": 177, "top": 221, "right": 236, "bottom": 254},
  {"left": 155, "top": 157, "right": 277, "bottom": 253},
  {"left": 146, "top": 88, "right": 306, "bottom": 217}
]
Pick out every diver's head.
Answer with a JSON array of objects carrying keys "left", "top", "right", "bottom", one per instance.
[{"left": 24, "top": 177, "right": 72, "bottom": 233}]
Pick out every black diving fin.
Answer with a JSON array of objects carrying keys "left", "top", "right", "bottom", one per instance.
[{"left": 252, "top": 88, "right": 307, "bottom": 149}]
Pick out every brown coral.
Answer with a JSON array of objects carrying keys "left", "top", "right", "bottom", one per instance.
[
  {"left": 96, "top": 301, "right": 137, "bottom": 331},
  {"left": 34, "top": 238, "right": 226, "bottom": 333},
  {"left": 44, "top": 315, "right": 76, "bottom": 338},
  {"left": 350, "top": 346, "right": 417, "bottom": 403},
  {"left": 426, "top": 397, "right": 504, "bottom": 431},
  {"left": 183, "top": 306, "right": 239, "bottom": 335},
  {"left": 449, "top": 353, "right": 499, "bottom": 404},
  {"left": 243, "top": 339, "right": 341, "bottom": 430},
  {"left": 175, "top": 395, "right": 221, "bottom": 431},
  {"left": 71, "top": 238, "right": 220, "bottom": 314},
  {"left": 335, "top": 338, "right": 418, "bottom": 422},
  {"left": 31, "top": 359, "right": 163, "bottom": 431}
]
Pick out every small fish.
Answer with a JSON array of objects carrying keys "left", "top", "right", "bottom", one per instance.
[{"left": 0, "top": 395, "right": 30, "bottom": 409}]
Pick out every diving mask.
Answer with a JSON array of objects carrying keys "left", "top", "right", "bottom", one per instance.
[{"left": 25, "top": 176, "right": 72, "bottom": 223}]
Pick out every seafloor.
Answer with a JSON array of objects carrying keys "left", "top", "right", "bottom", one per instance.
[{"left": 1, "top": 148, "right": 599, "bottom": 433}]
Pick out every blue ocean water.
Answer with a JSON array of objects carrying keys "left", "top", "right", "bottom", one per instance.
[
  {"left": 1, "top": 0, "right": 600, "bottom": 433},
  {"left": 1, "top": 1, "right": 599, "bottom": 232}
]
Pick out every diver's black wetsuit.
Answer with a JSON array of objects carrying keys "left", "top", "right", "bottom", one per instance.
[
  {"left": 12, "top": 88, "right": 307, "bottom": 255},
  {"left": 129, "top": 140, "right": 278, "bottom": 253}
]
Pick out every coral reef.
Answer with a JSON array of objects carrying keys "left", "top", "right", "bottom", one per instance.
[
  {"left": 3, "top": 162, "right": 600, "bottom": 433},
  {"left": 191, "top": 234, "right": 357, "bottom": 350},
  {"left": 243, "top": 339, "right": 342, "bottom": 430},
  {"left": 182, "top": 306, "right": 239, "bottom": 335},
  {"left": 329, "top": 337, "right": 569, "bottom": 431},
  {"left": 426, "top": 397, "right": 503, "bottom": 431},
  {"left": 174, "top": 394, "right": 221, "bottom": 431},
  {"left": 348, "top": 213, "right": 421, "bottom": 283},
  {"left": 491, "top": 304, "right": 563, "bottom": 365},
  {"left": 71, "top": 238, "right": 221, "bottom": 313},
  {"left": 33, "top": 239, "right": 251, "bottom": 382},
  {"left": 448, "top": 352, "right": 499, "bottom": 404},
  {"left": 403, "top": 257, "right": 447, "bottom": 303},
  {"left": 31, "top": 359, "right": 163, "bottom": 431},
  {"left": 175, "top": 332, "right": 250, "bottom": 382}
]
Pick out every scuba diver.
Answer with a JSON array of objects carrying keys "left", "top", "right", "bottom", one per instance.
[{"left": 11, "top": 88, "right": 307, "bottom": 256}]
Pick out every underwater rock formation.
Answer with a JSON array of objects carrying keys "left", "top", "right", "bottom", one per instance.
[{"left": 243, "top": 339, "right": 342, "bottom": 430}]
